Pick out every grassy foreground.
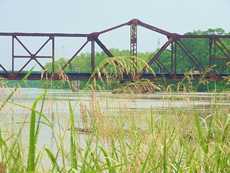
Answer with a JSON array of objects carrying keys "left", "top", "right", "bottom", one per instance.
[
  {"left": 0, "top": 90, "right": 229, "bottom": 173},
  {"left": 0, "top": 56, "right": 230, "bottom": 172}
]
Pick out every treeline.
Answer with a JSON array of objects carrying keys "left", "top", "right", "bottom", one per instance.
[{"left": 45, "top": 49, "right": 153, "bottom": 73}]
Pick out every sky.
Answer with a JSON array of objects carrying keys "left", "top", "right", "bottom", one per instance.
[{"left": 0, "top": 0, "right": 229, "bottom": 70}]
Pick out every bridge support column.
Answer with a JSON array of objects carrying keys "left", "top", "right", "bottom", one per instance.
[
  {"left": 51, "top": 36, "right": 55, "bottom": 73},
  {"left": 12, "top": 35, "right": 15, "bottom": 73},
  {"left": 171, "top": 41, "right": 176, "bottom": 75},
  {"left": 130, "top": 24, "right": 137, "bottom": 56},
  {"left": 91, "top": 40, "right": 96, "bottom": 72},
  {"left": 130, "top": 22, "right": 138, "bottom": 77},
  {"left": 209, "top": 38, "right": 213, "bottom": 66}
]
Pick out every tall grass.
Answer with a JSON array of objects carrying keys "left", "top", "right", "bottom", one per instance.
[
  {"left": 0, "top": 59, "right": 230, "bottom": 172},
  {"left": 0, "top": 91, "right": 230, "bottom": 172},
  {"left": 27, "top": 92, "right": 48, "bottom": 172}
]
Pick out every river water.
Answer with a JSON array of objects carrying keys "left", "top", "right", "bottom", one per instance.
[
  {"left": 1, "top": 87, "right": 230, "bottom": 129},
  {"left": 1, "top": 88, "right": 230, "bottom": 112},
  {"left": 0, "top": 88, "right": 230, "bottom": 167}
]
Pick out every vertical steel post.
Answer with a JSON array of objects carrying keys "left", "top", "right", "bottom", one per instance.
[
  {"left": 171, "top": 41, "right": 177, "bottom": 74},
  {"left": 130, "top": 23, "right": 138, "bottom": 76},
  {"left": 12, "top": 35, "right": 15, "bottom": 72},
  {"left": 209, "top": 38, "right": 213, "bottom": 66},
  {"left": 130, "top": 24, "right": 137, "bottom": 56},
  {"left": 91, "top": 40, "right": 95, "bottom": 72},
  {"left": 213, "top": 38, "right": 216, "bottom": 63},
  {"left": 171, "top": 42, "right": 174, "bottom": 74},
  {"left": 51, "top": 36, "right": 55, "bottom": 73}
]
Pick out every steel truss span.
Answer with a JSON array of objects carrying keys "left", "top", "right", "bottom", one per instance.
[{"left": 0, "top": 18, "right": 230, "bottom": 81}]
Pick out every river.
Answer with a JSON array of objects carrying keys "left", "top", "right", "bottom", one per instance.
[{"left": 0, "top": 88, "right": 230, "bottom": 167}]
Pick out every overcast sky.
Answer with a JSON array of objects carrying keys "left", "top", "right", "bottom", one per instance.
[
  {"left": 0, "top": 0, "right": 229, "bottom": 33},
  {"left": 0, "top": 0, "right": 229, "bottom": 70}
]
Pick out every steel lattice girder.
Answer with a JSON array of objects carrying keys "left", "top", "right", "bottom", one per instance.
[{"left": 0, "top": 19, "right": 229, "bottom": 80}]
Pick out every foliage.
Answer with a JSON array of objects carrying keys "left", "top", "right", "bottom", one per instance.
[{"left": 112, "top": 79, "right": 161, "bottom": 94}]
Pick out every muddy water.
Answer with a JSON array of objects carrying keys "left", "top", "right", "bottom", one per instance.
[
  {"left": 0, "top": 88, "right": 230, "bottom": 166},
  {"left": 1, "top": 88, "right": 230, "bottom": 130}
]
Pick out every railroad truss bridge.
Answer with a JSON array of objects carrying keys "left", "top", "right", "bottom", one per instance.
[{"left": 0, "top": 19, "right": 230, "bottom": 81}]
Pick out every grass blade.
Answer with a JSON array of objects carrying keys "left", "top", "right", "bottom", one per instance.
[{"left": 68, "top": 101, "right": 78, "bottom": 170}]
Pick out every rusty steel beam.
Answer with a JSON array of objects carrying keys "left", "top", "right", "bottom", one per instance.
[
  {"left": 14, "top": 36, "right": 33, "bottom": 56},
  {"left": 51, "top": 36, "right": 55, "bottom": 73},
  {"left": 209, "top": 38, "right": 213, "bottom": 66},
  {"left": 13, "top": 56, "right": 52, "bottom": 59},
  {"left": 99, "top": 22, "right": 129, "bottom": 34},
  {"left": 145, "top": 38, "right": 174, "bottom": 74},
  {"left": 130, "top": 23, "right": 138, "bottom": 74},
  {"left": 147, "top": 38, "right": 174, "bottom": 66},
  {"left": 171, "top": 41, "right": 177, "bottom": 74},
  {"left": 0, "top": 32, "right": 87, "bottom": 37},
  {"left": 177, "top": 35, "right": 230, "bottom": 39},
  {"left": 2, "top": 32, "right": 230, "bottom": 39},
  {"left": 137, "top": 20, "right": 172, "bottom": 36},
  {"left": 62, "top": 40, "right": 89, "bottom": 70},
  {"left": 12, "top": 35, "right": 15, "bottom": 72},
  {"left": 0, "top": 65, "right": 7, "bottom": 73},
  {"left": 153, "top": 60, "right": 169, "bottom": 74},
  {"left": 34, "top": 37, "right": 51, "bottom": 56},
  {"left": 215, "top": 38, "right": 230, "bottom": 58},
  {"left": 215, "top": 42, "right": 230, "bottom": 59},
  {"left": 18, "top": 59, "right": 33, "bottom": 73},
  {"left": 13, "top": 36, "right": 53, "bottom": 72},
  {"left": 130, "top": 23, "right": 137, "bottom": 56},
  {"left": 176, "top": 40, "right": 205, "bottom": 71},
  {"left": 95, "top": 38, "right": 113, "bottom": 57},
  {"left": 33, "top": 58, "right": 46, "bottom": 70},
  {"left": 91, "top": 40, "right": 96, "bottom": 72},
  {"left": 0, "top": 72, "right": 227, "bottom": 81}
]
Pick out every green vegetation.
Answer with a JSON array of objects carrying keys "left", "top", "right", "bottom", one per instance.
[{"left": 0, "top": 89, "right": 229, "bottom": 172}]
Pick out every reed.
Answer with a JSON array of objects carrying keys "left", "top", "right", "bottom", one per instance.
[
  {"left": 0, "top": 93, "right": 229, "bottom": 172},
  {"left": 0, "top": 59, "right": 229, "bottom": 172}
]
